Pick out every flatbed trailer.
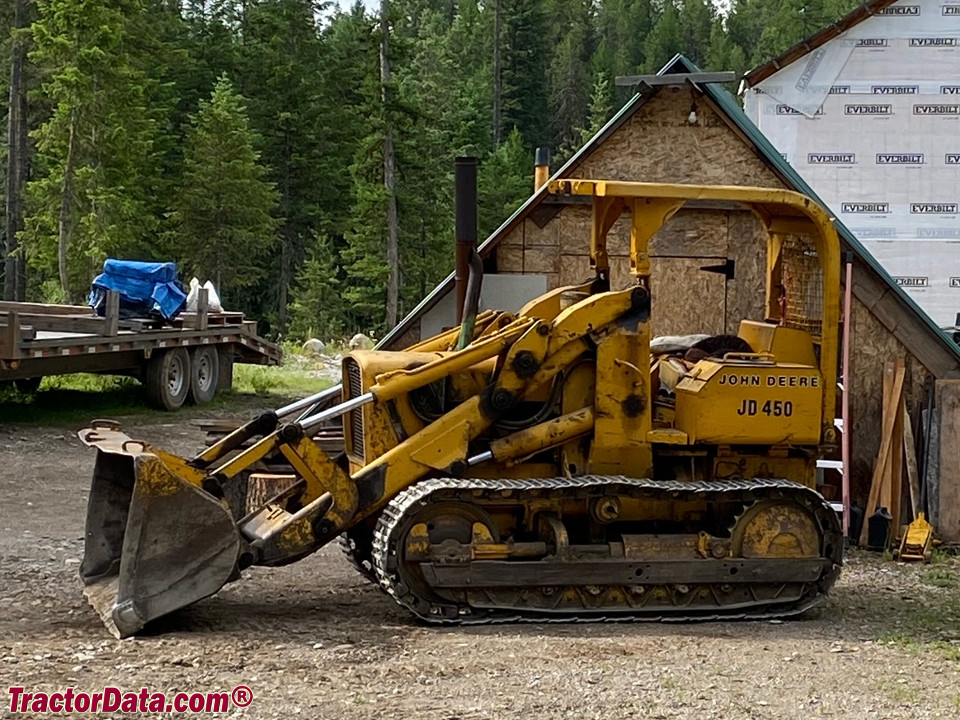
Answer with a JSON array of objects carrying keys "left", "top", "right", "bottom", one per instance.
[{"left": 0, "top": 292, "right": 281, "bottom": 410}]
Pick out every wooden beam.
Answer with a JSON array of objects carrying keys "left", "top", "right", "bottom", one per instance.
[
  {"left": 860, "top": 357, "right": 906, "bottom": 545},
  {"left": 0, "top": 300, "right": 91, "bottom": 315},
  {"left": 196, "top": 287, "right": 209, "bottom": 331},
  {"left": 890, "top": 363, "right": 905, "bottom": 535},
  {"left": 0, "top": 311, "right": 107, "bottom": 334},
  {"left": 0, "top": 311, "right": 21, "bottom": 359},
  {"left": 104, "top": 290, "right": 119, "bottom": 337},
  {"left": 615, "top": 71, "right": 736, "bottom": 87},
  {"left": 903, "top": 405, "right": 921, "bottom": 519},
  {"left": 879, "top": 362, "right": 894, "bottom": 514},
  {"left": 935, "top": 380, "right": 960, "bottom": 543}
]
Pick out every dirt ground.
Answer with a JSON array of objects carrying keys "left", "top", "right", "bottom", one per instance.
[{"left": 2, "top": 406, "right": 960, "bottom": 719}]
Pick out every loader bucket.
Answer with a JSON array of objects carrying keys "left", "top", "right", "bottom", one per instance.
[{"left": 79, "top": 435, "right": 241, "bottom": 638}]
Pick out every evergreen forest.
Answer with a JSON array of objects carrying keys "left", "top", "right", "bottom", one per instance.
[{"left": 2, "top": 0, "right": 863, "bottom": 340}]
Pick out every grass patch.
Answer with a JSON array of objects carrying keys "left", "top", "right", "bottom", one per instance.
[
  {"left": 233, "top": 363, "right": 333, "bottom": 396},
  {"left": 921, "top": 566, "right": 957, "bottom": 588},
  {"left": 1, "top": 355, "right": 335, "bottom": 426},
  {"left": 879, "top": 634, "right": 960, "bottom": 664},
  {"left": 874, "top": 678, "right": 920, "bottom": 704}
]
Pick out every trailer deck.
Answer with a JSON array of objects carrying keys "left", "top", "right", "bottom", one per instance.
[{"left": 1, "top": 295, "right": 280, "bottom": 409}]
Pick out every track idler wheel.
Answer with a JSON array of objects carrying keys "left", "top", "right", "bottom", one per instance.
[
  {"left": 731, "top": 499, "right": 822, "bottom": 558},
  {"left": 391, "top": 501, "right": 499, "bottom": 615}
]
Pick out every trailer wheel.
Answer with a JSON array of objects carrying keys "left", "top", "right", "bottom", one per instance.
[
  {"left": 188, "top": 345, "right": 219, "bottom": 405},
  {"left": 12, "top": 377, "right": 42, "bottom": 395},
  {"left": 144, "top": 347, "right": 191, "bottom": 410}
]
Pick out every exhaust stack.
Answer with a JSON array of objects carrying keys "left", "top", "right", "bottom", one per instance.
[
  {"left": 534, "top": 146, "right": 551, "bottom": 192},
  {"left": 454, "top": 156, "right": 478, "bottom": 323}
]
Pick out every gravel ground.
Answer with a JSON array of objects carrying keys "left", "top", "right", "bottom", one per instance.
[{"left": 2, "top": 409, "right": 960, "bottom": 719}]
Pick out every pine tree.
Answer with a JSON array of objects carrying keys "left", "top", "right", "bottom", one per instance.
[
  {"left": 289, "top": 233, "right": 348, "bottom": 340},
  {"left": 3, "top": 0, "right": 30, "bottom": 300},
  {"left": 339, "top": 6, "right": 394, "bottom": 334},
  {"left": 168, "top": 75, "right": 278, "bottom": 298},
  {"left": 643, "top": 0, "right": 681, "bottom": 72},
  {"left": 677, "top": 0, "right": 718, "bottom": 69},
  {"left": 559, "top": 72, "right": 613, "bottom": 161},
  {"left": 23, "top": 0, "right": 165, "bottom": 302},
  {"left": 498, "top": 0, "right": 550, "bottom": 150},
  {"left": 477, "top": 128, "right": 530, "bottom": 239},
  {"left": 705, "top": 20, "right": 747, "bottom": 83},
  {"left": 238, "top": 0, "right": 338, "bottom": 330},
  {"left": 548, "top": 22, "right": 593, "bottom": 151},
  {"left": 592, "top": 0, "right": 653, "bottom": 79}
]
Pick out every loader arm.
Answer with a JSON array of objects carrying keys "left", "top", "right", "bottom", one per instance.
[
  {"left": 78, "top": 178, "right": 843, "bottom": 638},
  {"left": 77, "top": 284, "right": 646, "bottom": 637}
]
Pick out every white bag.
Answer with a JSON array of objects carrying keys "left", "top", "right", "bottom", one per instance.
[{"left": 185, "top": 277, "right": 224, "bottom": 313}]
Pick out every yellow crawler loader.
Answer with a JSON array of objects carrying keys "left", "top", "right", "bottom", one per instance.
[{"left": 79, "top": 179, "right": 843, "bottom": 638}]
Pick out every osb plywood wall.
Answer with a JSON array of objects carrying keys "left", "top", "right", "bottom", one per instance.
[
  {"left": 496, "top": 205, "right": 769, "bottom": 337},
  {"left": 496, "top": 86, "right": 779, "bottom": 337},
  {"left": 848, "top": 296, "right": 931, "bottom": 503}
]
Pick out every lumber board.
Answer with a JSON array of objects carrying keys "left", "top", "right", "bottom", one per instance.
[
  {"left": 935, "top": 379, "right": 960, "bottom": 543},
  {"left": 903, "top": 405, "right": 921, "bottom": 519},
  {"left": 891, "top": 369, "right": 904, "bottom": 531},
  {"left": 1, "top": 320, "right": 36, "bottom": 343},
  {"left": 860, "top": 358, "right": 906, "bottom": 546},
  {"left": 0, "top": 311, "right": 101, "bottom": 334},
  {"left": 926, "top": 405, "right": 941, "bottom": 529},
  {"left": 1, "top": 313, "right": 21, "bottom": 360},
  {"left": 0, "top": 300, "right": 91, "bottom": 316},
  {"left": 879, "top": 363, "right": 893, "bottom": 515}
]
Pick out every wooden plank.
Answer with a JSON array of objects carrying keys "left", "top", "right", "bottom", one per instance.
[
  {"left": 104, "top": 290, "right": 119, "bottom": 337},
  {"left": 179, "top": 311, "right": 244, "bottom": 329},
  {"left": 860, "top": 358, "right": 906, "bottom": 546},
  {"left": 197, "top": 288, "right": 209, "bottom": 331},
  {"left": 0, "top": 310, "right": 177, "bottom": 335},
  {"left": 1, "top": 312, "right": 21, "bottom": 359},
  {"left": 926, "top": 404, "right": 941, "bottom": 530},
  {"left": 903, "top": 405, "right": 921, "bottom": 519},
  {"left": 0, "top": 300, "right": 91, "bottom": 316},
  {"left": 935, "top": 379, "right": 960, "bottom": 543},
  {"left": 1, "top": 311, "right": 103, "bottom": 334},
  {"left": 891, "top": 357, "right": 905, "bottom": 532},
  {"left": 879, "top": 362, "right": 894, "bottom": 515}
]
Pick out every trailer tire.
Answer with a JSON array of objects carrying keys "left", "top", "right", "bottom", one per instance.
[
  {"left": 144, "top": 347, "right": 191, "bottom": 410},
  {"left": 188, "top": 345, "right": 219, "bottom": 405},
  {"left": 12, "top": 377, "right": 42, "bottom": 395}
]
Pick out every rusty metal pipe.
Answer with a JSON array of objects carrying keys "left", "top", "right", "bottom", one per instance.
[
  {"left": 534, "top": 146, "right": 550, "bottom": 192},
  {"left": 455, "top": 157, "right": 478, "bottom": 323},
  {"left": 456, "top": 250, "right": 483, "bottom": 350}
]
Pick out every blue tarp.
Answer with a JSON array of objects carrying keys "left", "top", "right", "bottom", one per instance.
[{"left": 89, "top": 260, "right": 187, "bottom": 320}]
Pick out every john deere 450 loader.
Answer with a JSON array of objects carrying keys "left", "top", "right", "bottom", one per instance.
[{"left": 79, "top": 179, "right": 843, "bottom": 638}]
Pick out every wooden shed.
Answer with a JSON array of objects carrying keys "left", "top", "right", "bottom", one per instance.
[{"left": 380, "top": 55, "right": 960, "bottom": 543}]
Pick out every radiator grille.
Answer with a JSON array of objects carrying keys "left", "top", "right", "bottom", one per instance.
[{"left": 345, "top": 358, "right": 365, "bottom": 462}]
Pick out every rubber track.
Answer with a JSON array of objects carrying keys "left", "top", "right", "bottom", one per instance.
[
  {"left": 338, "top": 531, "right": 378, "bottom": 584},
  {"left": 371, "top": 476, "right": 843, "bottom": 625}
]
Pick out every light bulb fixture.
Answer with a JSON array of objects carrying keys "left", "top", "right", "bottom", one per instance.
[{"left": 688, "top": 87, "right": 699, "bottom": 125}]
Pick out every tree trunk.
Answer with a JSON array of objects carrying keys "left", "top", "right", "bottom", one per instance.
[
  {"left": 279, "top": 227, "right": 291, "bottom": 327},
  {"left": 58, "top": 107, "right": 78, "bottom": 301},
  {"left": 492, "top": 0, "right": 502, "bottom": 148},
  {"left": 4, "top": 0, "right": 26, "bottom": 301},
  {"left": 380, "top": 0, "right": 399, "bottom": 329},
  {"left": 278, "top": 138, "right": 292, "bottom": 328}
]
